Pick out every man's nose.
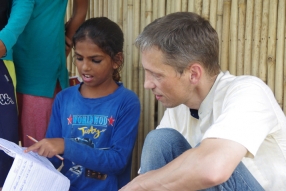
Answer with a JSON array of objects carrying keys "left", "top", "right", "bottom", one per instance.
[{"left": 144, "top": 73, "right": 155, "bottom": 89}]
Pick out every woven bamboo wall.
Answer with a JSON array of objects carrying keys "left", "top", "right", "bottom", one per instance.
[{"left": 66, "top": 0, "right": 286, "bottom": 179}]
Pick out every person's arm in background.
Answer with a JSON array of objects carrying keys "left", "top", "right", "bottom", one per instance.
[
  {"left": 65, "top": 0, "right": 88, "bottom": 57},
  {"left": 0, "top": 0, "right": 35, "bottom": 58},
  {"left": 0, "top": 40, "right": 6, "bottom": 58}
]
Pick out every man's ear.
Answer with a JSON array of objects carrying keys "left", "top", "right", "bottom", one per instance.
[{"left": 188, "top": 63, "right": 202, "bottom": 84}]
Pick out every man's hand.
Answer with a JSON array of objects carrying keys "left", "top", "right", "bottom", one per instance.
[
  {"left": 24, "top": 138, "right": 65, "bottom": 158},
  {"left": 0, "top": 40, "right": 7, "bottom": 58}
]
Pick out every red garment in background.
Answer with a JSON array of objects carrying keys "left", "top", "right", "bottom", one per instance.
[{"left": 17, "top": 84, "right": 61, "bottom": 147}]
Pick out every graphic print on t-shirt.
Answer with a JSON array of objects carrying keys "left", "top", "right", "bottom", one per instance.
[
  {"left": 0, "top": 93, "right": 14, "bottom": 105},
  {"left": 66, "top": 114, "right": 115, "bottom": 180}
]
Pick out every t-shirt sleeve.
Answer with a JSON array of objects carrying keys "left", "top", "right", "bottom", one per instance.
[{"left": 202, "top": 78, "right": 279, "bottom": 157}]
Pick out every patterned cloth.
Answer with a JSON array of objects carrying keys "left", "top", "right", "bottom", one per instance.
[{"left": 17, "top": 85, "right": 61, "bottom": 147}]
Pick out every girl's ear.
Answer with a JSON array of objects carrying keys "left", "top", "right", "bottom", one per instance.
[{"left": 113, "top": 52, "right": 123, "bottom": 69}]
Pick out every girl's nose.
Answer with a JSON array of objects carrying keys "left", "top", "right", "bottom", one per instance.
[{"left": 82, "top": 61, "right": 91, "bottom": 71}]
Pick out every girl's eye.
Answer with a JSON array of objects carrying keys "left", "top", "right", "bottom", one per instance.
[
  {"left": 75, "top": 57, "right": 83, "bottom": 61},
  {"left": 92, "top": 59, "right": 101, "bottom": 64}
]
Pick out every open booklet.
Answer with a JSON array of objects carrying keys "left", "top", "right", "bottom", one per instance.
[{"left": 0, "top": 138, "right": 70, "bottom": 191}]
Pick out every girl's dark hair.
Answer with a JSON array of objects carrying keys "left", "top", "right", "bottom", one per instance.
[{"left": 73, "top": 17, "right": 124, "bottom": 82}]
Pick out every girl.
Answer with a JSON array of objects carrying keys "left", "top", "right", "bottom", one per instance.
[{"left": 25, "top": 17, "right": 141, "bottom": 191}]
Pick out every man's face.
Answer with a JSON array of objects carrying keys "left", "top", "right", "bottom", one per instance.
[{"left": 141, "top": 47, "right": 192, "bottom": 108}]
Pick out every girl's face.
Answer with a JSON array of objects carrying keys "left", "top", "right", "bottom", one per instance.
[{"left": 74, "top": 38, "right": 119, "bottom": 97}]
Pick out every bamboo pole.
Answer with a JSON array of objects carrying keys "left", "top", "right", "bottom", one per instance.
[
  {"left": 114, "top": 0, "right": 119, "bottom": 22},
  {"left": 267, "top": 0, "right": 278, "bottom": 92},
  {"left": 132, "top": 0, "right": 140, "bottom": 79},
  {"left": 98, "top": 0, "right": 104, "bottom": 16},
  {"left": 153, "top": 0, "right": 159, "bottom": 19},
  {"left": 124, "top": 0, "right": 134, "bottom": 89},
  {"left": 172, "top": 0, "right": 182, "bottom": 13},
  {"left": 216, "top": 0, "right": 224, "bottom": 66},
  {"left": 229, "top": 0, "right": 238, "bottom": 75},
  {"left": 107, "top": 0, "right": 113, "bottom": 21},
  {"left": 182, "top": 0, "right": 188, "bottom": 12},
  {"left": 156, "top": 0, "right": 166, "bottom": 124},
  {"left": 86, "top": 0, "right": 90, "bottom": 19},
  {"left": 66, "top": 1, "right": 72, "bottom": 76},
  {"left": 243, "top": 0, "right": 254, "bottom": 75},
  {"left": 71, "top": 1, "right": 77, "bottom": 77},
  {"left": 166, "top": 0, "right": 172, "bottom": 14},
  {"left": 138, "top": 0, "right": 146, "bottom": 145},
  {"left": 284, "top": 26, "right": 286, "bottom": 114},
  {"left": 122, "top": 0, "right": 144, "bottom": 180},
  {"left": 117, "top": 0, "right": 123, "bottom": 29},
  {"left": 121, "top": 0, "right": 128, "bottom": 86},
  {"left": 236, "top": 0, "right": 246, "bottom": 75},
  {"left": 145, "top": 0, "right": 155, "bottom": 136},
  {"left": 188, "top": 0, "right": 195, "bottom": 12},
  {"left": 251, "top": 0, "right": 262, "bottom": 77},
  {"left": 132, "top": 0, "right": 141, "bottom": 173},
  {"left": 275, "top": 0, "right": 285, "bottom": 108},
  {"left": 194, "top": 0, "right": 203, "bottom": 15},
  {"left": 216, "top": 0, "right": 223, "bottom": 68},
  {"left": 158, "top": 0, "right": 166, "bottom": 18},
  {"left": 220, "top": 0, "right": 231, "bottom": 71},
  {"left": 259, "top": 0, "right": 269, "bottom": 82},
  {"left": 103, "top": 0, "right": 108, "bottom": 16},
  {"left": 69, "top": 0, "right": 76, "bottom": 78},
  {"left": 93, "top": 0, "right": 99, "bottom": 17},
  {"left": 202, "top": 0, "right": 210, "bottom": 20},
  {"left": 209, "top": 0, "right": 218, "bottom": 29},
  {"left": 124, "top": 0, "right": 135, "bottom": 178},
  {"left": 89, "top": 0, "right": 94, "bottom": 18}
]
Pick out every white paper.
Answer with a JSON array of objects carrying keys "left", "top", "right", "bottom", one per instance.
[{"left": 0, "top": 138, "right": 70, "bottom": 191}]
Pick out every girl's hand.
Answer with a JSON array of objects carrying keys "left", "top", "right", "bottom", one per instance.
[
  {"left": 65, "top": 36, "right": 73, "bottom": 57},
  {"left": 24, "top": 138, "right": 65, "bottom": 158}
]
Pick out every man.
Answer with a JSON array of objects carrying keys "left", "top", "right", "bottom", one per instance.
[{"left": 120, "top": 12, "right": 286, "bottom": 190}]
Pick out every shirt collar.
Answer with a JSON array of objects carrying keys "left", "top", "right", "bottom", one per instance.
[{"left": 197, "top": 71, "right": 224, "bottom": 119}]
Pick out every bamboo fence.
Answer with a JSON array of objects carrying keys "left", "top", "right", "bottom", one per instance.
[{"left": 65, "top": 0, "right": 286, "bottom": 180}]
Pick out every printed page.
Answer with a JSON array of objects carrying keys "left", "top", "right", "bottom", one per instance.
[{"left": 0, "top": 138, "right": 70, "bottom": 191}]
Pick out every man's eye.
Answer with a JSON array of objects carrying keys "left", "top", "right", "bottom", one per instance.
[{"left": 152, "top": 73, "right": 161, "bottom": 79}]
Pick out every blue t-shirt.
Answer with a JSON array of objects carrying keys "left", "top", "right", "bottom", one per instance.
[{"left": 46, "top": 83, "right": 141, "bottom": 191}]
